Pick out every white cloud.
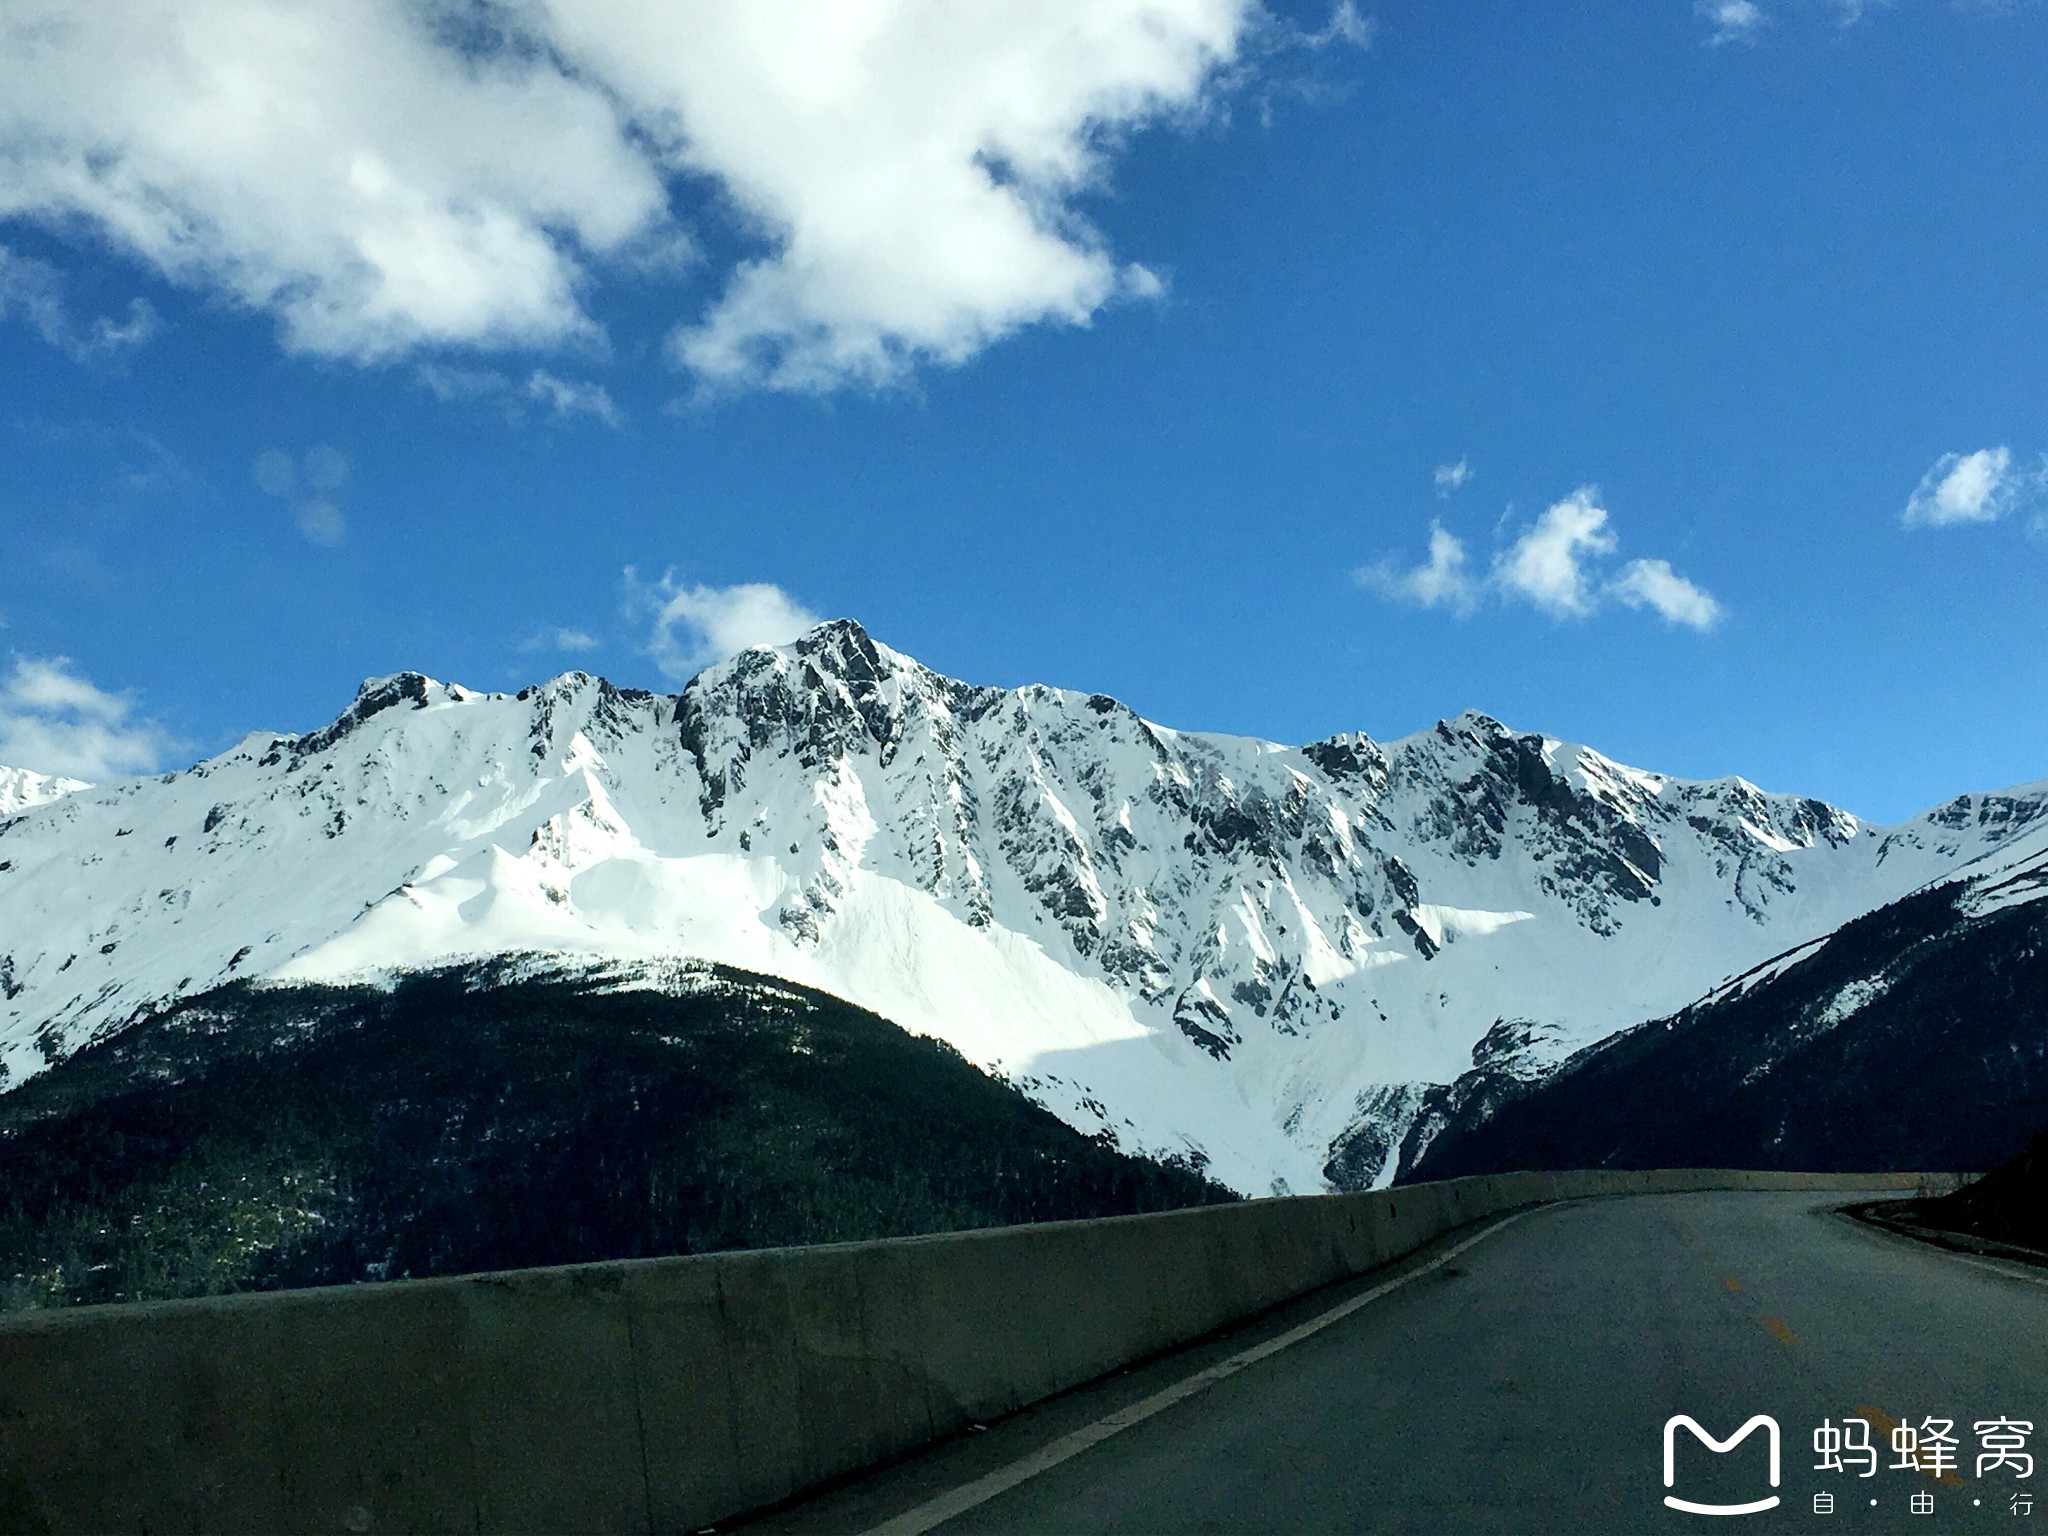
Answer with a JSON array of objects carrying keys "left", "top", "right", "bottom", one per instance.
[
  {"left": 0, "top": 655, "right": 181, "bottom": 779},
  {"left": 113, "top": 433, "right": 190, "bottom": 496},
  {"left": 608, "top": 1, "right": 1251, "bottom": 391},
  {"left": 1610, "top": 558, "right": 1724, "bottom": 631},
  {"left": 525, "top": 371, "right": 622, "bottom": 427},
  {"left": 1494, "top": 489, "right": 1618, "bottom": 618},
  {"left": 0, "top": 0, "right": 1263, "bottom": 390},
  {"left": 415, "top": 363, "right": 623, "bottom": 426},
  {"left": 1359, "top": 486, "right": 1723, "bottom": 631},
  {"left": 519, "top": 627, "right": 600, "bottom": 655},
  {"left": 0, "top": 245, "right": 158, "bottom": 360},
  {"left": 1310, "top": 2, "right": 1377, "bottom": 49},
  {"left": 625, "top": 571, "right": 823, "bottom": 679},
  {"left": 1232, "top": 1, "right": 1377, "bottom": 125},
  {"left": 1433, "top": 457, "right": 1473, "bottom": 496},
  {"left": 415, "top": 363, "right": 515, "bottom": 406},
  {"left": 0, "top": 1, "right": 661, "bottom": 361},
  {"left": 1698, "top": 0, "right": 1769, "bottom": 44},
  {"left": 1354, "top": 521, "right": 1478, "bottom": 615},
  {"left": 1901, "top": 446, "right": 2046, "bottom": 528},
  {"left": 1698, "top": 0, "right": 1911, "bottom": 44}
]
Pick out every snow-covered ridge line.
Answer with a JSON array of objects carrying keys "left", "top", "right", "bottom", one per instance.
[
  {"left": 0, "top": 766, "right": 90, "bottom": 817},
  {"left": 2, "top": 618, "right": 2042, "bottom": 1193}
]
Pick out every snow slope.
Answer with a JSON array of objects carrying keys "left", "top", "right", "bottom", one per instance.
[
  {"left": 1, "top": 620, "right": 2041, "bottom": 1193},
  {"left": 0, "top": 767, "right": 87, "bottom": 816},
  {"left": 1405, "top": 813, "right": 2048, "bottom": 1181}
]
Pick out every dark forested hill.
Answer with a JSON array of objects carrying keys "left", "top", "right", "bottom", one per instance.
[
  {"left": 0, "top": 960, "right": 1232, "bottom": 1311},
  {"left": 1402, "top": 862, "right": 2048, "bottom": 1182},
  {"left": 1888, "top": 1129, "right": 2048, "bottom": 1256}
]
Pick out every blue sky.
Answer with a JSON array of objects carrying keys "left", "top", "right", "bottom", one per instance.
[{"left": 1, "top": 0, "right": 2044, "bottom": 821}]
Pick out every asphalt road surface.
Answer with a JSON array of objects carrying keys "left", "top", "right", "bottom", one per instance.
[{"left": 750, "top": 1191, "right": 2048, "bottom": 1535}]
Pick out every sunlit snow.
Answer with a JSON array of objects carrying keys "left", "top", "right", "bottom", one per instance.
[{"left": 2, "top": 624, "right": 2042, "bottom": 1193}]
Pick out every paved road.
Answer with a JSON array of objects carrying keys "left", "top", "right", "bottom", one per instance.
[{"left": 753, "top": 1192, "right": 2048, "bottom": 1534}]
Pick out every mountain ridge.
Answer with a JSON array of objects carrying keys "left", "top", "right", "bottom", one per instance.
[
  {"left": 1401, "top": 825, "right": 2048, "bottom": 1179},
  {"left": 0, "top": 767, "right": 89, "bottom": 817},
  {"left": 3, "top": 618, "right": 2042, "bottom": 1193}
]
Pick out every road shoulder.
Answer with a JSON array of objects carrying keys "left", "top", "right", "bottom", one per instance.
[{"left": 727, "top": 1205, "right": 1549, "bottom": 1535}]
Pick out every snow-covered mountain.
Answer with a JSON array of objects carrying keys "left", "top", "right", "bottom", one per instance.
[
  {"left": 1404, "top": 812, "right": 2048, "bottom": 1180},
  {"left": 1, "top": 619, "right": 2041, "bottom": 1193},
  {"left": 0, "top": 767, "right": 87, "bottom": 816}
]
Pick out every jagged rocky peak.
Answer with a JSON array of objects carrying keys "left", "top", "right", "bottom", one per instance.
[
  {"left": 513, "top": 670, "right": 670, "bottom": 770},
  {"left": 684, "top": 619, "right": 958, "bottom": 775},
  {"left": 291, "top": 671, "right": 438, "bottom": 756},
  {"left": 1300, "top": 731, "right": 1390, "bottom": 790},
  {"left": 784, "top": 615, "right": 897, "bottom": 681},
  {"left": 1443, "top": 707, "right": 1512, "bottom": 736},
  {"left": 716, "top": 616, "right": 930, "bottom": 699},
  {"left": 345, "top": 670, "right": 446, "bottom": 721},
  {"left": 1467, "top": 1015, "right": 1571, "bottom": 1079},
  {"left": 1372, "top": 712, "right": 1670, "bottom": 928},
  {"left": 5, "top": 616, "right": 2045, "bottom": 1196},
  {"left": 517, "top": 669, "right": 604, "bottom": 703},
  {"left": 1916, "top": 784, "right": 2048, "bottom": 843}
]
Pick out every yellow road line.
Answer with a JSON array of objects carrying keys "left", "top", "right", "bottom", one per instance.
[
  {"left": 1760, "top": 1314, "right": 1802, "bottom": 1346},
  {"left": 1722, "top": 1274, "right": 1744, "bottom": 1292}
]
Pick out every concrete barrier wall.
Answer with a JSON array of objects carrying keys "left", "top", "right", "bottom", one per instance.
[{"left": 0, "top": 1170, "right": 1950, "bottom": 1535}]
